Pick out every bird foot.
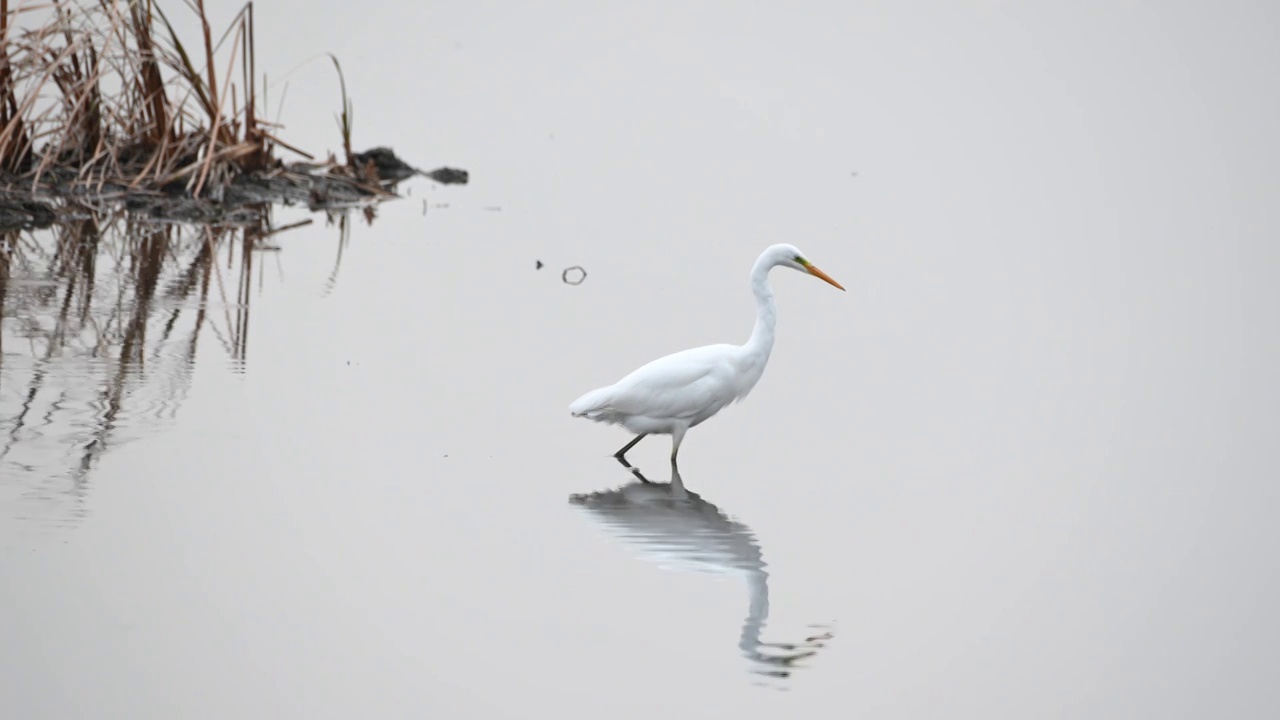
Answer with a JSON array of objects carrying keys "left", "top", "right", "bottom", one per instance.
[{"left": 614, "top": 455, "right": 653, "bottom": 484}]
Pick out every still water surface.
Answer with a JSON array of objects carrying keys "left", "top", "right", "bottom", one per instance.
[{"left": 4, "top": 2, "right": 1280, "bottom": 718}]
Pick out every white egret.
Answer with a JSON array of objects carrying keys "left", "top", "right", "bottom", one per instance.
[{"left": 569, "top": 243, "right": 844, "bottom": 469}]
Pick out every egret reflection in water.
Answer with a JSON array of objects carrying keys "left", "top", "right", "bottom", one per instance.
[{"left": 569, "top": 469, "right": 834, "bottom": 685}]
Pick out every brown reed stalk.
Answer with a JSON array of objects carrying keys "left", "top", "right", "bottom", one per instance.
[{"left": 0, "top": 0, "right": 359, "bottom": 197}]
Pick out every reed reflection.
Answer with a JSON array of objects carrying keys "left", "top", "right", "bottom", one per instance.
[
  {"left": 569, "top": 468, "right": 834, "bottom": 686},
  {"left": 0, "top": 205, "right": 328, "bottom": 528}
]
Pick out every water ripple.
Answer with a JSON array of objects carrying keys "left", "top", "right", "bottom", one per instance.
[{"left": 1, "top": 209, "right": 303, "bottom": 533}]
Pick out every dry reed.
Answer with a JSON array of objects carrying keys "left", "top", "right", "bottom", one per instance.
[{"left": 0, "top": 0, "right": 380, "bottom": 203}]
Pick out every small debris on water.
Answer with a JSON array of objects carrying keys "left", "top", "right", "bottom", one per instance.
[
  {"left": 535, "top": 260, "right": 544, "bottom": 270},
  {"left": 562, "top": 266, "right": 586, "bottom": 285},
  {"left": 424, "top": 167, "right": 469, "bottom": 185}
]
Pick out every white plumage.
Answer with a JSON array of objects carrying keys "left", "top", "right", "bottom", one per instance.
[{"left": 570, "top": 243, "right": 844, "bottom": 470}]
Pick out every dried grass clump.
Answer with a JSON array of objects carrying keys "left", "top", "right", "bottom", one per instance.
[{"left": 0, "top": 0, "right": 352, "bottom": 198}]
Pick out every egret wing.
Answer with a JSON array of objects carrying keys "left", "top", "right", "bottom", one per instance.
[{"left": 603, "top": 346, "right": 736, "bottom": 422}]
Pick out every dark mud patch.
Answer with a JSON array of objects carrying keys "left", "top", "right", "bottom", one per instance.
[{"left": 0, "top": 147, "right": 467, "bottom": 231}]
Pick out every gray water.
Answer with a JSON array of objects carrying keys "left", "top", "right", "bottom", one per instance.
[{"left": 3, "top": 2, "right": 1280, "bottom": 718}]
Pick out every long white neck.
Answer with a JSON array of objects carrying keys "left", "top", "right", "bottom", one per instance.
[{"left": 742, "top": 254, "right": 778, "bottom": 363}]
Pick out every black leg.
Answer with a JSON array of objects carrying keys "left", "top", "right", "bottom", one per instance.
[
  {"left": 669, "top": 426, "right": 686, "bottom": 470},
  {"left": 613, "top": 433, "right": 647, "bottom": 460},
  {"left": 613, "top": 433, "right": 652, "bottom": 484},
  {"left": 613, "top": 451, "right": 654, "bottom": 484}
]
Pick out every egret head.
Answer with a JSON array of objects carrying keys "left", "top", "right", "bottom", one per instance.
[{"left": 770, "top": 243, "right": 845, "bottom": 291}]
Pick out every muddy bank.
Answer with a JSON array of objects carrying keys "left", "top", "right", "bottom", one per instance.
[
  {"left": 0, "top": 148, "right": 468, "bottom": 231},
  {"left": 1, "top": 3, "right": 465, "bottom": 232}
]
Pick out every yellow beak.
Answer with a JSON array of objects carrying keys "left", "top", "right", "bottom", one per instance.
[{"left": 805, "top": 263, "right": 845, "bottom": 291}]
